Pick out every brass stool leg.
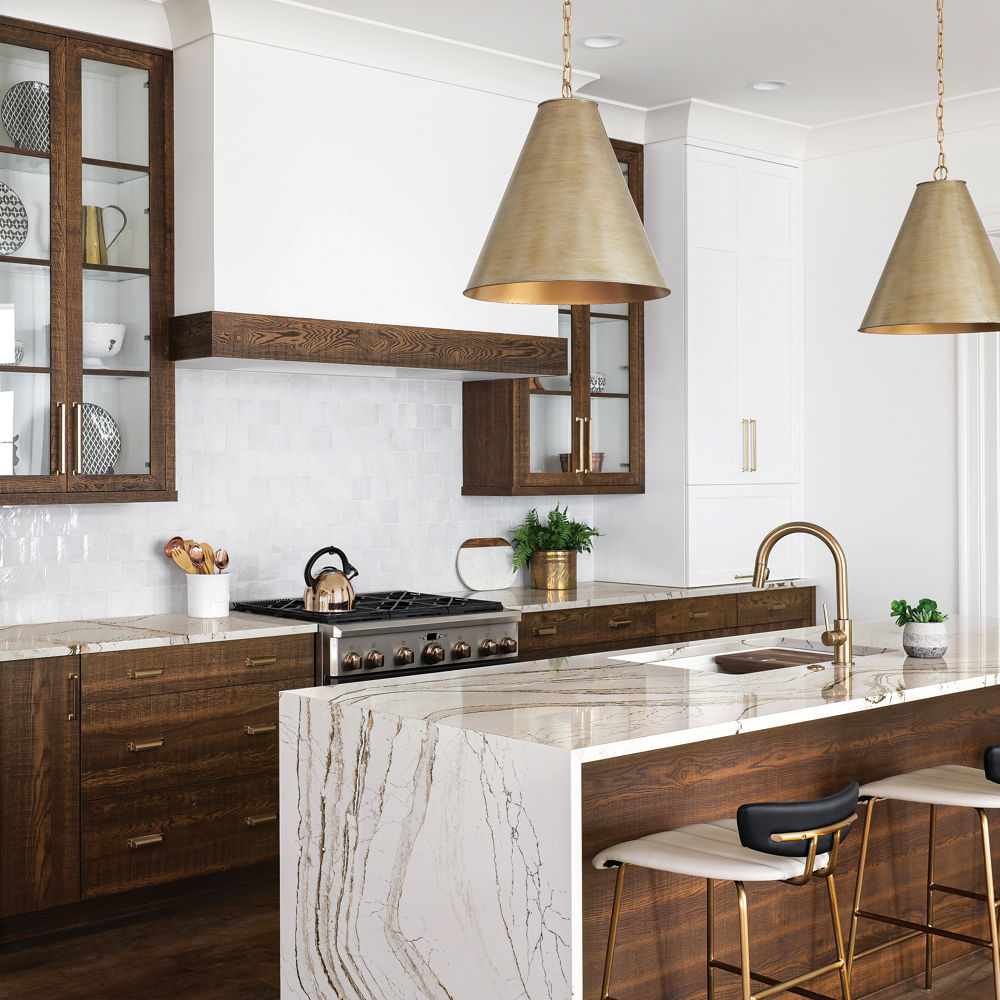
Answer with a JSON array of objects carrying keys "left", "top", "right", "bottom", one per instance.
[
  {"left": 978, "top": 811, "right": 1000, "bottom": 1000},
  {"left": 847, "top": 797, "right": 877, "bottom": 982},
  {"left": 707, "top": 878, "right": 716, "bottom": 1000},
  {"left": 600, "top": 862, "right": 628, "bottom": 1000},
  {"left": 736, "top": 880, "right": 752, "bottom": 1000},
  {"left": 926, "top": 804, "right": 937, "bottom": 989},
  {"left": 826, "top": 874, "right": 852, "bottom": 1000}
]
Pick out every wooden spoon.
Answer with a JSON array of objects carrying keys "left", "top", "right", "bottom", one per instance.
[
  {"left": 170, "top": 547, "right": 196, "bottom": 574},
  {"left": 201, "top": 542, "right": 215, "bottom": 575}
]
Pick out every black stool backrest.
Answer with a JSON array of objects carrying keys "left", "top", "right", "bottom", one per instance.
[
  {"left": 737, "top": 781, "right": 860, "bottom": 858},
  {"left": 985, "top": 746, "right": 1000, "bottom": 783}
]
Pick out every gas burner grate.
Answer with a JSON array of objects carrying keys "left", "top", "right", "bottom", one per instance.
[{"left": 233, "top": 591, "right": 507, "bottom": 624}]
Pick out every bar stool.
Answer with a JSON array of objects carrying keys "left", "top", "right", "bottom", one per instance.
[
  {"left": 592, "top": 781, "right": 859, "bottom": 1000},
  {"left": 847, "top": 748, "right": 1000, "bottom": 1000}
]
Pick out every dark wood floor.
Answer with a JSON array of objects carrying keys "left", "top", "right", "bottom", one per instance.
[
  {"left": 0, "top": 879, "right": 279, "bottom": 1000},
  {"left": 0, "top": 878, "right": 993, "bottom": 1000}
]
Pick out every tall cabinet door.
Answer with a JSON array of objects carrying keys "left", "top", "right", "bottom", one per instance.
[{"left": 0, "top": 655, "right": 80, "bottom": 917}]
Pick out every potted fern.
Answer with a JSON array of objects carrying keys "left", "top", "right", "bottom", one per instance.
[
  {"left": 890, "top": 597, "right": 949, "bottom": 658},
  {"left": 510, "top": 506, "right": 601, "bottom": 590}
]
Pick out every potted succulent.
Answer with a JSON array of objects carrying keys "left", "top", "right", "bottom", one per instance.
[
  {"left": 510, "top": 506, "right": 601, "bottom": 590},
  {"left": 890, "top": 597, "right": 949, "bottom": 658}
]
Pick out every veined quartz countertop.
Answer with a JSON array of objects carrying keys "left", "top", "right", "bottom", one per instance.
[
  {"left": 285, "top": 616, "right": 1000, "bottom": 763},
  {"left": 0, "top": 612, "right": 316, "bottom": 663},
  {"left": 455, "top": 577, "right": 813, "bottom": 612}
]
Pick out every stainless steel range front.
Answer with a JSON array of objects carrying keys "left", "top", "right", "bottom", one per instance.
[{"left": 233, "top": 592, "right": 520, "bottom": 684}]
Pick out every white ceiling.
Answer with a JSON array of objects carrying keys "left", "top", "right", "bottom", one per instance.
[{"left": 296, "top": 0, "right": 1000, "bottom": 127}]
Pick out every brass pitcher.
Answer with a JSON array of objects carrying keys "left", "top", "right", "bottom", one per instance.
[{"left": 82, "top": 204, "right": 127, "bottom": 265}]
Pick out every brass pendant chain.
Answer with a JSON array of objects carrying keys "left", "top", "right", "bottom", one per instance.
[
  {"left": 934, "top": 0, "right": 948, "bottom": 180},
  {"left": 562, "top": 0, "right": 573, "bottom": 98}
]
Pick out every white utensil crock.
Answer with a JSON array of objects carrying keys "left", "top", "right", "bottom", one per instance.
[{"left": 187, "top": 573, "right": 230, "bottom": 618}]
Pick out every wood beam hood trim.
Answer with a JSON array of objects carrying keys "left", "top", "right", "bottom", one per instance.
[{"left": 168, "top": 311, "right": 569, "bottom": 377}]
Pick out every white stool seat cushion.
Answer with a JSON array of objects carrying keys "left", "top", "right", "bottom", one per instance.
[
  {"left": 861, "top": 764, "right": 1000, "bottom": 809},
  {"left": 591, "top": 818, "right": 829, "bottom": 883}
]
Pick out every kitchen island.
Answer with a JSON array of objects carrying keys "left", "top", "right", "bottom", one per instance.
[{"left": 279, "top": 617, "right": 1000, "bottom": 1000}]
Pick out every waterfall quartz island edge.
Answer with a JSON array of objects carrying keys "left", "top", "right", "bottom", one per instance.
[{"left": 278, "top": 616, "right": 1000, "bottom": 1000}]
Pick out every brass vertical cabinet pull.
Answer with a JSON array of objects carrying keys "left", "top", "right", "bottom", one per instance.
[
  {"left": 750, "top": 418, "right": 758, "bottom": 472},
  {"left": 574, "top": 416, "right": 586, "bottom": 473},
  {"left": 741, "top": 418, "right": 749, "bottom": 472},
  {"left": 56, "top": 402, "right": 66, "bottom": 475},
  {"left": 127, "top": 833, "right": 163, "bottom": 849},
  {"left": 72, "top": 402, "right": 82, "bottom": 475},
  {"left": 67, "top": 672, "right": 80, "bottom": 721},
  {"left": 584, "top": 417, "right": 594, "bottom": 473}
]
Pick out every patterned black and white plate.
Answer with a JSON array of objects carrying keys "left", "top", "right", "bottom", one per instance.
[
  {"left": 0, "top": 180, "right": 28, "bottom": 255},
  {"left": 81, "top": 402, "right": 121, "bottom": 475},
  {"left": 1, "top": 81, "right": 50, "bottom": 152}
]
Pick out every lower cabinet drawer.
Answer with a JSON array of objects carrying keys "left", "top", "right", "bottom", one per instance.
[
  {"left": 521, "top": 603, "right": 655, "bottom": 655},
  {"left": 81, "top": 773, "right": 279, "bottom": 899},
  {"left": 737, "top": 588, "right": 813, "bottom": 627},
  {"left": 655, "top": 595, "right": 738, "bottom": 636},
  {"left": 81, "top": 676, "right": 312, "bottom": 800}
]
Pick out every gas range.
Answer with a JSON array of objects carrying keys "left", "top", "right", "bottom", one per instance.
[{"left": 233, "top": 591, "right": 521, "bottom": 684}]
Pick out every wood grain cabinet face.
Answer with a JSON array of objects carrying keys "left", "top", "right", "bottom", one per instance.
[
  {"left": 520, "top": 603, "right": 656, "bottom": 657},
  {"left": 0, "top": 655, "right": 80, "bottom": 917},
  {"left": 655, "top": 595, "right": 737, "bottom": 636},
  {"left": 462, "top": 140, "right": 646, "bottom": 497},
  {"left": 737, "top": 588, "right": 812, "bottom": 627}
]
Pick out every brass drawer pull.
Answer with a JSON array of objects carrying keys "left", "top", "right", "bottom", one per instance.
[
  {"left": 244, "top": 723, "right": 277, "bottom": 736},
  {"left": 769, "top": 603, "right": 787, "bottom": 611},
  {"left": 608, "top": 619, "right": 632, "bottom": 629},
  {"left": 245, "top": 656, "right": 277, "bottom": 668},
  {"left": 127, "top": 833, "right": 163, "bottom": 849},
  {"left": 533, "top": 626, "right": 557, "bottom": 636},
  {"left": 129, "top": 667, "right": 164, "bottom": 680},
  {"left": 127, "top": 738, "right": 164, "bottom": 752},
  {"left": 244, "top": 813, "right": 277, "bottom": 827},
  {"left": 687, "top": 611, "right": 710, "bottom": 620}
]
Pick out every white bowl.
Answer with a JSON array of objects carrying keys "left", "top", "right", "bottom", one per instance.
[{"left": 82, "top": 322, "right": 126, "bottom": 367}]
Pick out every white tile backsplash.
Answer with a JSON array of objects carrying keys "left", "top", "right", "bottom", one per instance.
[{"left": 0, "top": 368, "right": 596, "bottom": 625}]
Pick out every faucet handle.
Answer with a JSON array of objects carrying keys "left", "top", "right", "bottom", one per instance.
[
  {"left": 821, "top": 602, "right": 847, "bottom": 650},
  {"left": 822, "top": 603, "right": 832, "bottom": 631}
]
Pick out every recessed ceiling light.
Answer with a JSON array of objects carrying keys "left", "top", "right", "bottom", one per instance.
[
  {"left": 583, "top": 34, "right": 626, "bottom": 49},
  {"left": 747, "top": 79, "right": 790, "bottom": 92}
]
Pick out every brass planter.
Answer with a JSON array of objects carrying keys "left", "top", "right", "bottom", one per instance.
[{"left": 530, "top": 549, "right": 577, "bottom": 590}]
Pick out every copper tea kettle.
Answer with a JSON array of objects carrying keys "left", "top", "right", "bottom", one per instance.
[{"left": 303, "top": 546, "right": 358, "bottom": 612}]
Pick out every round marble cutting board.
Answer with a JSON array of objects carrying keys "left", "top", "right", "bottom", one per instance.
[{"left": 456, "top": 538, "right": 518, "bottom": 592}]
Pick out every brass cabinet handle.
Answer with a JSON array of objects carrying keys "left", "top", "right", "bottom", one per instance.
[
  {"left": 608, "top": 619, "right": 632, "bottom": 629},
  {"left": 128, "top": 667, "right": 164, "bottom": 680},
  {"left": 73, "top": 402, "right": 82, "bottom": 475},
  {"left": 687, "top": 611, "right": 710, "bottom": 620},
  {"left": 244, "top": 723, "right": 277, "bottom": 736},
  {"left": 127, "top": 833, "right": 163, "bottom": 849},
  {"left": 67, "top": 672, "right": 80, "bottom": 721},
  {"left": 584, "top": 417, "right": 594, "bottom": 474},
  {"left": 769, "top": 603, "right": 787, "bottom": 611},
  {"left": 56, "top": 401, "right": 66, "bottom": 475},
  {"left": 574, "top": 416, "right": 586, "bottom": 473},
  {"left": 244, "top": 813, "right": 277, "bottom": 827},
  {"left": 750, "top": 418, "right": 758, "bottom": 472},
  {"left": 127, "top": 738, "right": 164, "bottom": 752},
  {"left": 533, "top": 626, "right": 557, "bottom": 636},
  {"left": 245, "top": 656, "right": 277, "bottom": 668},
  {"left": 742, "top": 418, "right": 749, "bottom": 472}
]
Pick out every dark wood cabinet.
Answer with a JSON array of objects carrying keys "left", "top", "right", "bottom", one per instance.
[
  {"left": 0, "top": 655, "right": 80, "bottom": 918},
  {"left": 463, "top": 140, "right": 646, "bottom": 496},
  {"left": 0, "top": 16, "right": 174, "bottom": 504},
  {"left": 518, "top": 587, "right": 816, "bottom": 660}
]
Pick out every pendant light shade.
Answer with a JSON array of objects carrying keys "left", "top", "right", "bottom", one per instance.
[
  {"left": 463, "top": 97, "right": 669, "bottom": 305},
  {"left": 859, "top": 179, "right": 1000, "bottom": 334}
]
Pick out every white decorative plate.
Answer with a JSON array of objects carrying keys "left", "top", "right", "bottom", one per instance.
[
  {"left": 0, "top": 180, "right": 28, "bottom": 256},
  {"left": 456, "top": 538, "right": 518, "bottom": 592},
  {"left": 81, "top": 402, "right": 121, "bottom": 475},
  {"left": 1, "top": 81, "right": 50, "bottom": 152}
]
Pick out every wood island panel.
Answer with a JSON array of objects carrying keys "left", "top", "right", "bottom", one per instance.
[{"left": 581, "top": 685, "right": 1000, "bottom": 1000}]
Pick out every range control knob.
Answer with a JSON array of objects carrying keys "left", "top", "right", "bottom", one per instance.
[
  {"left": 452, "top": 641, "right": 472, "bottom": 660},
  {"left": 423, "top": 642, "right": 446, "bottom": 665},
  {"left": 479, "top": 638, "right": 498, "bottom": 657},
  {"left": 364, "top": 650, "right": 384, "bottom": 670},
  {"left": 394, "top": 646, "right": 415, "bottom": 667},
  {"left": 342, "top": 652, "right": 362, "bottom": 672},
  {"left": 498, "top": 636, "right": 518, "bottom": 655}
]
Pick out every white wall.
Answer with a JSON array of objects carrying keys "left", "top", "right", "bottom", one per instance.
[{"left": 801, "top": 127, "right": 1000, "bottom": 620}]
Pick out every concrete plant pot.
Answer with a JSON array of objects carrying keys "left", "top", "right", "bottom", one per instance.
[{"left": 901, "top": 621, "right": 948, "bottom": 658}]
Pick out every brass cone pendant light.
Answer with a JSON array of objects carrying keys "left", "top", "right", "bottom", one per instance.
[
  {"left": 464, "top": 2, "right": 668, "bottom": 305},
  {"left": 860, "top": 0, "right": 1000, "bottom": 334}
]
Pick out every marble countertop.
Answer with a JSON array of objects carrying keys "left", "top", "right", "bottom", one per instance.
[
  {"left": 456, "top": 577, "right": 814, "bottom": 612},
  {"left": 0, "top": 612, "right": 317, "bottom": 663},
  {"left": 286, "top": 616, "right": 1000, "bottom": 762}
]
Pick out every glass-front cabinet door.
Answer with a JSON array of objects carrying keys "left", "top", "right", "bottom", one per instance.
[{"left": 0, "top": 16, "right": 173, "bottom": 503}]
